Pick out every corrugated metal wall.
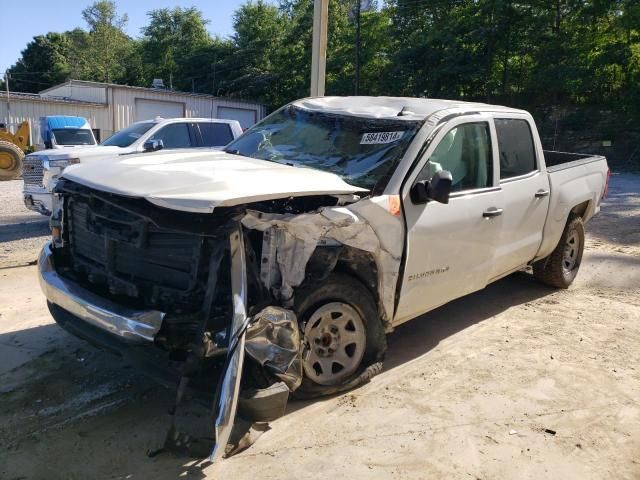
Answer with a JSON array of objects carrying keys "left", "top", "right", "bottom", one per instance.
[
  {"left": 1, "top": 82, "right": 267, "bottom": 147},
  {"left": 41, "top": 84, "right": 107, "bottom": 104},
  {"left": 110, "top": 87, "right": 267, "bottom": 131},
  {"left": 0, "top": 95, "right": 110, "bottom": 147}
]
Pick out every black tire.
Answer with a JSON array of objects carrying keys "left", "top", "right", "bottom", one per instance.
[
  {"left": 0, "top": 140, "right": 24, "bottom": 181},
  {"left": 533, "top": 213, "right": 585, "bottom": 289},
  {"left": 294, "top": 272, "right": 386, "bottom": 394}
]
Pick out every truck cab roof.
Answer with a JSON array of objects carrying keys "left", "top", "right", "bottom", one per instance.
[
  {"left": 132, "top": 117, "right": 242, "bottom": 126},
  {"left": 292, "top": 96, "right": 529, "bottom": 121}
]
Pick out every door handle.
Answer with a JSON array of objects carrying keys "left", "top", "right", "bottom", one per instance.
[
  {"left": 483, "top": 207, "right": 503, "bottom": 218},
  {"left": 535, "top": 189, "right": 550, "bottom": 198}
]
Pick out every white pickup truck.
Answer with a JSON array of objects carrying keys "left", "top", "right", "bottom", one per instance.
[
  {"left": 38, "top": 97, "right": 608, "bottom": 458},
  {"left": 22, "top": 117, "right": 242, "bottom": 215}
]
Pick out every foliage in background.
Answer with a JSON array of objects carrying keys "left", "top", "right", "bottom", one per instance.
[{"left": 5, "top": 0, "right": 640, "bottom": 166}]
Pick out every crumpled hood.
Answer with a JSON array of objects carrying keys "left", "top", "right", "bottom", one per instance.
[{"left": 61, "top": 150, "right": 367, "bottom": 213}]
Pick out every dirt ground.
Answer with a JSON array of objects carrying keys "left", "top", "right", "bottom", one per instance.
[{"left": 0, "top": 174, "right": 638, "bottom": 480}]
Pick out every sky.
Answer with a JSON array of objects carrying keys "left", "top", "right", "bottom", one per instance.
[{"left": 0, "top": 0, "right": 274, "bottom": 73}]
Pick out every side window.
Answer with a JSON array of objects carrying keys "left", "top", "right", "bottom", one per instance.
[
  {"left": 417, "top": 122, "right": 493, "bottom": 192},
  {"left": 198, "top": 122, "right": 234, "bottom": 147},
  {"left": 149, "top": 123, "right": 192, "bottom": 149},
  {"left": 495, "top": 119, "right": 537, "bottom": 179}
]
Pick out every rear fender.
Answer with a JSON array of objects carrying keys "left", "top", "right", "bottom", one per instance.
[{"left": 535, "top": 168, "right": 603, "bottom": 260}]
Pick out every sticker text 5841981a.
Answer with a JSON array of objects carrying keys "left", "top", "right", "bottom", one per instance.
[{"left": 360, "top": 131, "right": 405, "bottom": 145}]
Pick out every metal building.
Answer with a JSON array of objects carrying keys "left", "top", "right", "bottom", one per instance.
[
  {"left": 0, "top": 92, "right": 109, "bottom": 147},
  {"left": 0, "top": 80, "right": 266, "bottom": 146}
]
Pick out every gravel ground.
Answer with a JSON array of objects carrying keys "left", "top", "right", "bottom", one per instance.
[
  {"left": 0, "top": 173, "right": 638, "bottom": 480},
  {"left": 0, "top": 180, "right": 49, "bottom": 268}
]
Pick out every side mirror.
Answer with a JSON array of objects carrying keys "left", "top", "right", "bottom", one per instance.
[
  {"left": 410, "top": 169, "right": 453, "bottom": 205},
  {"left": 143, "top": 139, "right": 164, "bottom": 152},
  {"left": 427, "top": 169, "right": 453, "bottom": 204},
  {"left": 44, "top": 140, "right": 53, "bottom": 149}
]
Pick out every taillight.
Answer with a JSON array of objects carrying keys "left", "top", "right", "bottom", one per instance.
[{"left": 602, "top": 168, "right": 611, "bottom": 199}]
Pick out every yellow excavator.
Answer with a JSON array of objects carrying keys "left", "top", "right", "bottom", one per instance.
[{"left": 0, "top": 121, "right": 29, "bottom": 180}]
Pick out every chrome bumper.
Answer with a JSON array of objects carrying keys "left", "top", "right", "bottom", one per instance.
[
  {"left": 38, "top": 243, "right": 165, "bottom": 342},
  {"left": 23, "top": 189, "right": 52, "bottom": 216}
]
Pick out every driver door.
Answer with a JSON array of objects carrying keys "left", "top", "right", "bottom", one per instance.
[{"left": 394, "top": 115, "right": 504, "bottom": 325}]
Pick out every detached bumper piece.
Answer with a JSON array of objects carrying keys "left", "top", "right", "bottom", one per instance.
[
  {"left": 210, "top": 225, "right": 249, "bottom": 462},
  {"left": 159, "top": 228, "right": 305, "bottom": 461},
  {"left": 210, "top": 231, "right": 304, "bottom": 461}
]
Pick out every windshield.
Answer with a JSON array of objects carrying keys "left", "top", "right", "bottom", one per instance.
[
  {"left": 51, "top": 128, "right": 95, "bottom": 146},
  {"left": 101, "top": 122, "right": 155, "bottom": 147},
  {"left": 225, "top": 105, "right": 422, "bottom": 190}
]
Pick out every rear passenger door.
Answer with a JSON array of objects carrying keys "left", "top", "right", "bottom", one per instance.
[
  {"left": 488, "top": 116, "right": 550, "bottom": 280},
  {"left": 195, "top": 122, "right": 234, "bottom": 148}
]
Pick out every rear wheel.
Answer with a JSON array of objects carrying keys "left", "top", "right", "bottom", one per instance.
[
  {"left": 533, "top": 213, "right": 585, "bottom": 288},
  {"left": 295, "top": 273, "right": 385, "bottom": 393},
  {"left": 0, "top": 140, "right": 24, "bottom": 181}
]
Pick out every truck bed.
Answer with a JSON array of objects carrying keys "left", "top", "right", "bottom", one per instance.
[{"left": 543, "top": 150, "right": 606, "bottom": 172}]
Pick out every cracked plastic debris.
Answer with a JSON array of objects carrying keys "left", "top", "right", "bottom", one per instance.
[
  {"left": 242, "top": 199, "right": 402, "bottom": 322},
  {"left": 245, "top": 306, "right": 303, "bottom": 391},
  {"left": 213, "top": 307, "right": 301, "bottom": 461}
]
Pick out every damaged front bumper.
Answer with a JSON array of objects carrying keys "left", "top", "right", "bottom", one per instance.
[
  {"left": 39, "top": 232, "right": 252, "bottom": 461},
  {"left": 23, "top": 187, "right": 53, "bottom": 216},
  {"left": 39, "top": 229, "right": 302, "bottom": 462},
  {"left": 38, "top": 242, "right": 165, "bottom": 343}
]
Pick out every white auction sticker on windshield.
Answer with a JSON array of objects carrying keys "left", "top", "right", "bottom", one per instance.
[{"left": 360, "top": 131, "right": 405, "bottom": 144}]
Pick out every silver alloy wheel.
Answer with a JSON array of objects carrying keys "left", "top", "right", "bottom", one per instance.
[
  {"left": 302, "top": 302, "right": 366, "bottom": 386},
  {"left": 562, "top": 229, "right": 580, "bottom": 274}
]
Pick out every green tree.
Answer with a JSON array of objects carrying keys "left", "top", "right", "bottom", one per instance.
[
  {"left": 80, "top": 0, "right": 133, "bottom": 83},
  {"left": 223, "top": 0, "right": 288, "bottom": 105},
  {"left": 4, "top": 0, "right": 639, "bottom": 142},
  {"left": 7, "top": 33, "right": 73, "bottom": 92},
  {"left": 141, "top": 7, "right": 212, "bottom": 90}
]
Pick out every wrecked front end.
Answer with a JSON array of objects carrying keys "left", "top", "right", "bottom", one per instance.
[{"left": 40, "top": 178, "right": 399, "bottom": 459}]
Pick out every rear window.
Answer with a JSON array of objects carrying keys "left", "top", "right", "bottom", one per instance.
[
  {"left": 495, "top": 119, "right": 537, "bottom": 179},
  {"left": 198, "top": 122, "right": 234, "bottom": 147}
]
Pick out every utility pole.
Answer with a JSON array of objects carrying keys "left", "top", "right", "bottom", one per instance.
[
  {"left": 212, "top": 52, "right": 217, "bottom": 94},
  {"left": 210, "top": 54, "right": 218, "bottom": 118},
  {"left": 355, "top": 0, "right": 361, "bottom": 95},
  {"left": 4, "top": 71, "right": 10, "bottom": 125},
  {"left": 310, "top": 0, "right": 329, "bottom": 97}
]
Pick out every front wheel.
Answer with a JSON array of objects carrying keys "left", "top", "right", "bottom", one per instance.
[
  {"left": 533, "top": 213, "right": 585, "bottom": 288},
  {"left": 0, "top": 140, "right": 24, "bottom": 181},
  {"left": 294, "top": 273, "right": 386, "bottom": 394}
]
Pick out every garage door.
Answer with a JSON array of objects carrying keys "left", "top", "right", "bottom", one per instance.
[
  {"left": 135, "top": 99, "right": 184, "bottom": 122},
  {"left": 217, "top": 107, "right": 257, "bottom": 129}
]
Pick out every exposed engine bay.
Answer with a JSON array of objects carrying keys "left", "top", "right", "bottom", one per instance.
[{"left": 47, "top": 178, "right": 397, "bottom": 459}]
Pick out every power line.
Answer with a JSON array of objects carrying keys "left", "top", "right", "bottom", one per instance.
[{"left": 0, "top": 71, "right": 68, "bottom": 76}]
